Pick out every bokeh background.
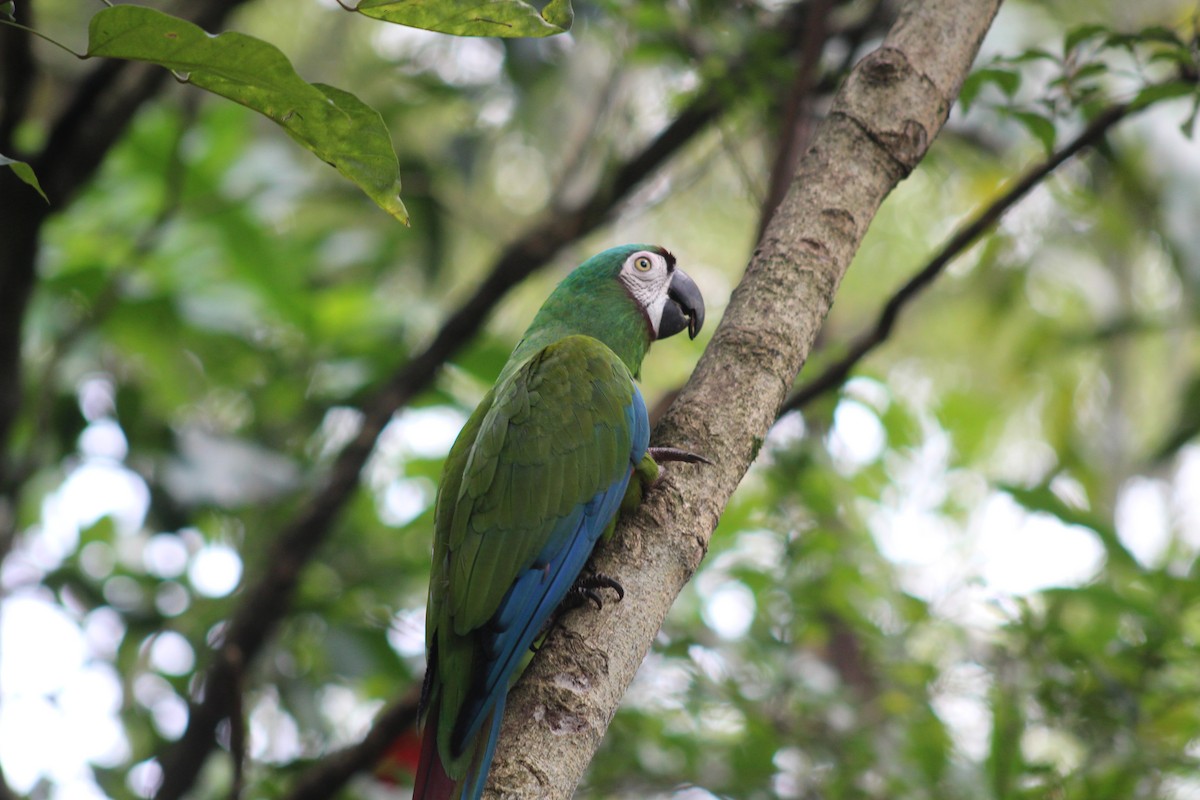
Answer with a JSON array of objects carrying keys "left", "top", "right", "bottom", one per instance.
[{"left": 3, "top": 0, "right": 1200, "bottom": 798}]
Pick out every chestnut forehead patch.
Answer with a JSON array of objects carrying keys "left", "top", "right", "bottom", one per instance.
[{"left": 652, "top": 247, "right": 676, "bottom": 271}]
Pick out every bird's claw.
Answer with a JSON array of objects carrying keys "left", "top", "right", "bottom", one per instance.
[
  {"left": 530, "top": 572, "right": 626, "bottom": 653},
  {"left": 569, "top": 571, "right": 625, "bottom": 610}
]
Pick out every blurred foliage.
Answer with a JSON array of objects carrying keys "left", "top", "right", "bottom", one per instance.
[
  {"left": 4, "top": 1, "right": 1200, "bottom": 799},
  {"left": 83, "top": 5, "right": 409, "bottom": 222}
]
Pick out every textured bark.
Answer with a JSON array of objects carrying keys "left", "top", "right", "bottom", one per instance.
[{"left": 486, "top": 0, "right": 1004, "bottom": 796}]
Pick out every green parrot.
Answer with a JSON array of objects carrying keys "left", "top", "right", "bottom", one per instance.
[{"left": 414, "top": 244, "right": 705, "bottom": 800}]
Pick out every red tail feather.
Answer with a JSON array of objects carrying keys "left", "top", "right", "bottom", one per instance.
[
  {"left": 413, "top": 707, "right": 457, "bottom": 800},
  {"left": 374, "top": 728, "right": 421, "bottom": 784}
]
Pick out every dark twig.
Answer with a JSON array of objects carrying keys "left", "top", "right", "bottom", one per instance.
[
  {"left": 0, "top": 0, "right": 35, "bottom": 151},
  {"left": 281, "top": 691, "right": 421, "bottom": 800},
  {"left": 756, "top": 0, "right": 834, "bottom": 243},
  {"left": 152, "top": 14, "right": 816, "bottom": 799},
  {"left": 227, "top": 647, "right": 246, "bottom": 800},
  {"left": 5, "top": 92, "right": 198, "bottom": 508},
  {"left": 778, "top": 101, "right": 1136, "bottom": 417}
]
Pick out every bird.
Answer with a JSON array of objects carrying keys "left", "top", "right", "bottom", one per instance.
[{"left": 414, "top": 243, "right": 706, "bottom": 800}]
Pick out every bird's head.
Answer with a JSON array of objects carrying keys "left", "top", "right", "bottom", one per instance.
[
  {"left": 516, "top": 243, "right": 706, "bottom": 378},
  {"left": 608, "top": 244, "right": 705, "bottom": 341}
]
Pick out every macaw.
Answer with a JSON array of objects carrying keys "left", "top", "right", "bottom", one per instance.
[{"left": 414, "top": 244, "right": 705, "bottom": 800}]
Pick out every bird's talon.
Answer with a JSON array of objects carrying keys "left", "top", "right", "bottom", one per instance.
[{"left": 568, "top": 571, "right": 625, "bottom": 611}]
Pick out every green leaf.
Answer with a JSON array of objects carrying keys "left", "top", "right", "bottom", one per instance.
[
  {"left": 1130, "top": 80, "right": 1198, "bottom": 111},
  {"left": 0, "top": 153, "right": 49, "bottom": 203},
  {"left": 1009, "top": 110, "right": 1057, "bottom": 153},
  {"left": 959, "top": 67, "right": 1020, "bottom": 112},
  {"left": 1135, "top": 24, "right": 1184, "bottom": 45},
  {"left": 997, "top": 47, "right": 1060, "bottom": 66},
  {"left": 1149, "top": 48, "right": 1200, "bottom": 68},
  {"left": 354, "top": 0, "right": 573, "bottom": 38},
  {"left": 1064, "top": 23, "right": 1110, "bottom": 53},
  {"left": 85, "top": 5, "right": 407, "bottom": 223},
  {"left": 0, "top": 2, "right": 14, "bottom": 21},
  {"left": 1072, "top": 62, "right": 1108, "bottom": 81}
]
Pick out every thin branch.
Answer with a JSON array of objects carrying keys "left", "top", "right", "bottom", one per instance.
[
  {"left": 281, "top": 690, "right": 421, "bottom": 800},
  {"left": 151, "top": 13, "right": 816, "bottom": 799},
  {"left": 0, "top": 0, "right": 36, "bottom": 151},
  {"left": 778, "top": 100, "right": 1135, "bottom": 416},
  {"left": 547, "top": 51, "right": 626, "bottom": 211},
  {"left": 2, "top": 91, "right": 197, "bottom": 511},
  {"left": 226, "top": 647, "right": 246, "bottom": 800},
  {"left": 0, "top": 17, "right": 88, "bottom": 58},
  {"left": 756, "top": 0, "right": 835, "bottom": 242}
]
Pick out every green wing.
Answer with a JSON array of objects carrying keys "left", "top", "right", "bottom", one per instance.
[
  {"left": 435, "top": 333, "right": 635, "bottom": 633},
  {"left": 425, "top": 334, "right": 639, "bottom": 771}
]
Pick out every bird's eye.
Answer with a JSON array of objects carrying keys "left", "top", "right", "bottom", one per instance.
[{"left": 634, "top": 256, "right": 652, "bottom": 272}]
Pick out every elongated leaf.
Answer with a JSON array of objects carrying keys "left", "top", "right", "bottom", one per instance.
[
  {"left": 1, "top": 153, "right": 48, "bottom": 203},
  {"left": 1134, "top": 24, "right": 1184, "bottom": 45},
  {"left": 959, "top": 67, "right": 1020, "bottom": 112},
  {"left": 355, "top": 0, "right": 573, "bottom": 37},
  {"left": 996, "top": 47, "right": 1060, "bottom": 65},
  {"left": 86, "top": 5, "right": 407, "bottom": 223},
  {"left": 1130, "top": 80, "right": 1198, "bottom": 111},
  {"left": 1064, "top": 23, "right": 1110, "bottom": 53},
  {"left": 1008, "top": 109, "right": 1057, "bottom": 154}
]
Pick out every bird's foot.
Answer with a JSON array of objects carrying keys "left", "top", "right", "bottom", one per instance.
[
  {"left": 647, "top": 446, "right": 712, "bottom": 466},
  {"left": 529, "top": 572, "right": 626, "bottom": 653},
  {"left": 569, "top": 571, "right": 625, "bottom": 610}
]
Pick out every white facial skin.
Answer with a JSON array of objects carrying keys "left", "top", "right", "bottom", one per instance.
[{"left": 617, "top": 250, "right": 673, "bottom": 336}]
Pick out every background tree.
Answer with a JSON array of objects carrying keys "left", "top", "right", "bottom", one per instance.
[{"left": 1, "top": 1, "right": 1199, "bottom": 799}]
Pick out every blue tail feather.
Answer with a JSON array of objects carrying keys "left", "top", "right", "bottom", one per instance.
[{"left": 461, "top": 700, "right": 506, "bottom": 800}]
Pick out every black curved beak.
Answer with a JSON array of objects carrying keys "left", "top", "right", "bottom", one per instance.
[{"left": 657, "top": 268, "right": 705, "bottom": 340}]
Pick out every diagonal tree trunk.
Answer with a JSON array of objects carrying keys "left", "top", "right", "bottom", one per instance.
[{"left": 486, "top": 0, "right": 1005, "bottom": 796}]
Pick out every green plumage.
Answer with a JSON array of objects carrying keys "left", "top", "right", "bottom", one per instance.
[
  {"left": 425, "top": 248, "right": 657, "bottom": 779},
  {"left": 443, "top": 337, "right": 634, "bottom": 632},
  {"left": 417, "top": 244, "right": 704, "bottom": 800}
]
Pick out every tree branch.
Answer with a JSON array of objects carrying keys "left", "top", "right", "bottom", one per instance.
[
  {"left": 281, "top": 691, "right": 421, "bottom": 800},
  {"left": 487, "top": 0, "right": 1004, "bottom": 796},
  {"left": 778, "top": 100, "right": 1134, "bottom": 416},
  {"left": 152, "top": 13, "right": 817, "bottom": 799},
  {"left": 0, "top": 0, "right": 35, "bottom": 151},
  {"left": 756, "top": 0, "right": 835, "bottom": 243}
]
